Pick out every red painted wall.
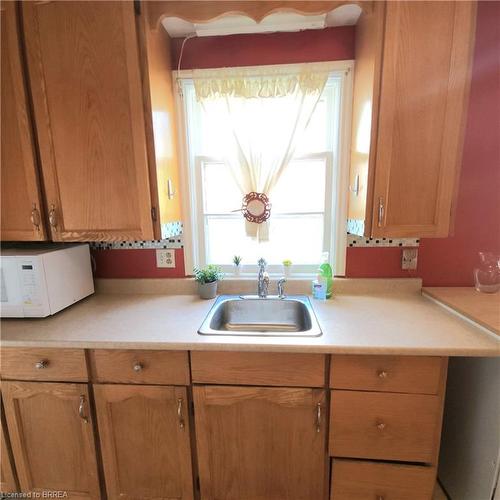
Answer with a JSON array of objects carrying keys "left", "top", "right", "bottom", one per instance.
[
  {"left": 94, "top": 4, "right": 500, "bottom": 285},
  {"left": 417, "top": 0, "right": 500, "bottom": 286},
  {"left": 93, "top": 248, "right": 185, "bottom": 279},
  {"left": 171, "top": 26, "right": 355, "bottom": 69}
]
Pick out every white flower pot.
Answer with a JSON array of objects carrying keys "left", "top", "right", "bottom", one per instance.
[
  {"left": 198, "top": 281, "right": 218, "bottom": 299},
  {"left": 283, "top": 266, "right": 292, "bottom": 278},
  {"left": 234, "top": 265, "right": 241, "bottom": 276}
]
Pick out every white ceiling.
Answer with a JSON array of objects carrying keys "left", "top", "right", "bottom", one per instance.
[{"left": 162, "top": 4, "right": 362, "bottom": 38}]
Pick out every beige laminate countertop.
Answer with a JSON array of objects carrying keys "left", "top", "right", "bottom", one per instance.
[
  {"left": 423, "top": 287, "right": 500, "bottom": 335},
  {"left": 1, "top": 284, "right": 498, "bottom": 356}
]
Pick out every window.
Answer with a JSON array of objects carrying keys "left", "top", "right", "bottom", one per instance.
[{"left": 176, "top": 62, "right": 353, "bottom": 275}]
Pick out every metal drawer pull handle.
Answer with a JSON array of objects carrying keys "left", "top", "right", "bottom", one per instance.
[
  {"left": 133, "top": 362, "right": 143, "bottom": 372},
  {"left": 48, "top": 204, "right": 58, "bottom": 230},
  {"left": 316, "top": 403, "right": 321, "bottom": 433},
  {"left": 35, "top": 360, "right": 48, "bottom": 369},
  {"left": 376, "top": 422, "right": 386, "bottom": 430},
  {"left": 378, "top": 370, "right": 388, "bottom": 379},
  {"left": 177, "top": 398, "right": 185, "bottom": 430},
  {"left": 30, "top": 204, "right": 41, "bottom": 231},
  {"left": 377, "top": 197, "right": 385, "bottom": 227},
  {"left": 79, "top": 395, "right": 88, "bottom": 423}
]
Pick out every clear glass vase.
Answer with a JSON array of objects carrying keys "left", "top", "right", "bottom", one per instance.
[{"left": 474, "top": 252, "right": 500, "bottom": 293}]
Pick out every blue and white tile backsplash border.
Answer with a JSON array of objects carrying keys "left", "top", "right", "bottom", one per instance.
[
  {"left": 90, "top": 236, "right": 184, "bottom": 250},
  {"left": 90, "top": 233, "right": 419, "bottom": 251},
  {"left": 347, "top": 235, "right": 420, "bottom": 248}
]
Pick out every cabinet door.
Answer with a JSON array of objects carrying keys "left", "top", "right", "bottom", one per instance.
[
  {"left": 93, "top": 384, "right": 194, "bottom": 500},
  {"left": 2, "top": 381, "right": 101, "bottom": 499},
  {"left": 1, "top": 399, "right": 18, "bottom": 492},
  {"left": 1, "top": 2, "right": 47, "bottom": 241},
  {"left": 21, "top": 1, "right": 154, "bottom": 241},
  {"left": 372, "top": 1, "right": 476, "bottom": 237},
  {"left": 193, "top": 385, "right": 328, "bottom": 500}
]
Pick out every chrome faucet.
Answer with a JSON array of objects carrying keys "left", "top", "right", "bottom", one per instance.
[
  {"left": 277, "top": 277, "right": 287, "bottom": 299},
  {"left": 257, "top": 258, "right": 269, "bottom": 298}
]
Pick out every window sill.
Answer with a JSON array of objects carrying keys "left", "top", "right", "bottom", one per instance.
[{"left": 223, "top": 274, "right": 317, "bottom": 280}]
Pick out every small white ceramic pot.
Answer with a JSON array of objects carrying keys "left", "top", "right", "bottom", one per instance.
[
  {"left": 283, "top": 266, "right": 292, "bottom": 278},
  {"left": 234, "top": 265, "right": 241, "bottom": 276},
  {"left": 198, "top": 281, "right": 218, "bottom": 300}
]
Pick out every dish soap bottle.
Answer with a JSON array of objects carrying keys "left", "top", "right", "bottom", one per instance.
[{"left": 318, "top": 252, "right": 333, "bottom": 299}]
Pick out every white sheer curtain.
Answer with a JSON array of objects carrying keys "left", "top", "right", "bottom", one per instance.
[{"left": 193, "top": 64, "right": 329, "bottom": 240}]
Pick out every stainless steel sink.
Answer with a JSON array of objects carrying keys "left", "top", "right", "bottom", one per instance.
[{"left": 198, "top": 295, "right": 322, "bottom": 337}]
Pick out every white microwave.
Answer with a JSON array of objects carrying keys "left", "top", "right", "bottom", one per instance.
[{"left": 0, "top": 244, "right": 94, "bottom": 318}]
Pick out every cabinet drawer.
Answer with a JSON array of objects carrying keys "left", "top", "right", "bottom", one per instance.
[
  {"left": 329, "top": 390, "right": 441, "bottom": 463},
  {"left": 330, "top": 355, "right": 445, "bottom": 394},
  {"left": 0, "top": 348, "right": 88, "bottom": 382},
  {"left": 330, "top": 459, "right": 436, "bottom": 500},
  {"left": 191, "top": 351, "right": 326, "bottom": 387},
  {"left": 90, "top": 350, "right": 190, "bottom": 385}
]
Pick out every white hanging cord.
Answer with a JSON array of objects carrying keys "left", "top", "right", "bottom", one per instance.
[{"left": 177, "top": 33, "right": 196, "bottom": 97}]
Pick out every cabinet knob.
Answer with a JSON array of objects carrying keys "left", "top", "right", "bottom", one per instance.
[
  {"left": 376, "top": 422, "right": 386, "bottom": 431},
  {"left": 377, "top": 370, "right": 388, "bottom": 379},
  {"left": 35, "top": 360, "right": 48, "bottom": 369},
  {"left": 133, "top": 362, "right": 143, "bottom": 372},
  {"left": 376, "top": 496, "right": 385, "bottom": 500}
]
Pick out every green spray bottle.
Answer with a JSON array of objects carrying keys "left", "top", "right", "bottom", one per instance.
[{"left": 318, "top": 252, "right": 333, "bottom": 299}]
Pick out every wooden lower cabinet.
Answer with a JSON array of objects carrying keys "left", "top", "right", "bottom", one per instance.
[
  {"left": 330, "top": 459, "right": 436, "bottom": 500},
  {"left": 193, "top": 385, "right": 328, "bottom": 500},
  {"left": 93, "top": 384, "right": 194, "bottom": 500},
  {"left": 2, "top": 381, "right": 101, "bottom": 499},
  {"left": 1, "top": 398, "right": 18, "bottom": 492}
]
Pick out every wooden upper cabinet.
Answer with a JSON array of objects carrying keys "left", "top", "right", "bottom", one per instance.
[
  {"left": 371, "top": 1, "right": 477, "bottom": 237},
  {"left": 193, "top": 386, "right": 328, "bottom": 500},
  {"left": 1, "top": 2, "right": 47, "bottom": 241},
  {"left": 93, "top": 384, "right": 194, "bottom": 500},
  {"left": 21, "top": 1, "right": 155, "bottom": 241},
  {"left": 2, "top": 381, "right": 101, "bottom": 498}
]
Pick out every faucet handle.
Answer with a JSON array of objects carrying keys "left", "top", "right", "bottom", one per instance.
[
  {"left": 277, "top": 277, "right": 287, "bottom": 299},
  {"left": 257, "top": 258, "right": 267, "bottom": 270}
]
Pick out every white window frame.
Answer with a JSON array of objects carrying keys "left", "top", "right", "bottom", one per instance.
[{"left": 174, "top": 61, "right": 354, "bottom": 277}]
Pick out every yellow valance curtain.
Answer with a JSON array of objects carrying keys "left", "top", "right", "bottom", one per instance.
[{"left": 193, "top": 63, "right": 331, "bottom": 100}]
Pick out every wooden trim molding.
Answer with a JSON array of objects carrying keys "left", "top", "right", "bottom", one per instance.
[{"left": 147, "top": 1, "right": 372, "bottom": 29}]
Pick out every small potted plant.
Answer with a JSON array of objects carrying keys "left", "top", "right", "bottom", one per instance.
[
  {"left": 282, "top": 259, "right": 292, "bottom": 277},
  {"left": 233, "top": 255, "right": 242, "bottom": 276},
  {"left": 193, "top": 265, "right": 224, "bottom": 299}
]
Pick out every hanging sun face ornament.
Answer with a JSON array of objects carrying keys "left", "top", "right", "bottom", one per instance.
[{"left": 240, "top": 192, "right": 271, "bottom": 224}]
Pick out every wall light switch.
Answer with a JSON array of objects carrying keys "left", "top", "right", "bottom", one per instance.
[
  {"left": 156, "top": 249, "right": 175, "bottom": 268},
  {"left": 402, "top": 248, "right": 418, "bottom": 270}
]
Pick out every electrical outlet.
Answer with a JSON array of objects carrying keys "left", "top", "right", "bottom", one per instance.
[
  {"left": 402, "top": 248, "right": 418, "bottom": 270},
  {"left": 156, "top": 249, "right": 175, "bottom": 268}
]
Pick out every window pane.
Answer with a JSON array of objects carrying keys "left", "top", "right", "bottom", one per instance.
[
  {"left": 199, "top": 103, "right": 230, "bottom": 157},
  {"left": 202, "top": 161, "right": 242, "bottom": 213},
  {"left": 205, "top": 214, "right": 324, "bottom": 265},
  {"left": 295, "top": 96, "right": 328, "bottom": 154},
  {"left": 271, "top": 158, "right": 326, "bottom": 213}
]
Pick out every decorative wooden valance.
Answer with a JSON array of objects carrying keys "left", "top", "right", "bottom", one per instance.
[{"left": 147, "top": 1, "right": 372, "bottom": 30}]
